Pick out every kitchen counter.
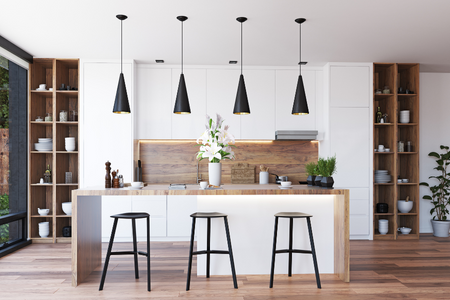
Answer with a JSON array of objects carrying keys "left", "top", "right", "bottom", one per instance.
[{"left": 71, "top": 184, "right": 349, "bottom": 286}]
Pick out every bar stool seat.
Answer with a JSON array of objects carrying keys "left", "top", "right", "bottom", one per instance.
[
  {"left": 99, "top": 212, "right": 151, "bottom": 292},
  {"left": 270, "top": 211, "right": 321, "bottom": 289},
  {"left": 186, "top": 212, "right": 238, "bottom": 291}
]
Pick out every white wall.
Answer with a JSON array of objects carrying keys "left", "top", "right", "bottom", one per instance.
[{"left": 419, "top": 73, "right": 450, "bottom": 233}]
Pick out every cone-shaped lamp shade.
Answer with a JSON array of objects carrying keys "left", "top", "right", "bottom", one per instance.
[
  {"left": 113, "top": 73, "right": 131, "bottom": 114},
  {"left": 233, "top": 74, "right": 250, "bottom": 115},
  {"left": 174, "top": 74, "right": 191, "bottom": 114},
  {"left": 292, "top": 75, "right": 309, "bottom": 115}
]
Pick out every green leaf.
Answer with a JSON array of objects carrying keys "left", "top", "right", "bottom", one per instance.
[
  {"left": 429, "top": 152, "right": 440, "bottom": 158},
  {"left": 423, "top": 195, "right": 432, "bottom": 200},
  {"left": 419, "top": 182, "right": 429, "bottom": 187},
  {"left": 440, "top": 145, "right": 449, "bottom": 150}
]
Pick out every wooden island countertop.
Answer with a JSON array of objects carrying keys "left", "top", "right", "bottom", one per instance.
[{"left": 71, "top": 184, "right": 349, "bottom": 286}]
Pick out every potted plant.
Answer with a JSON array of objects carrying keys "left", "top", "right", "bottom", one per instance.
[
  {"left": 305, "top": 162, "right": 319, "bottom": 186},
  {"left": 420, "top": 145, "right": 450, "bottom": 237},
  {"left": 318, "top": 155, "right": 337, "bottom": 188},
  {"left": 314, "top": 158, "right": 325, "bottom": 186},
  {"left": 196, "top": 114, "right": 235, "bottom": 186}
]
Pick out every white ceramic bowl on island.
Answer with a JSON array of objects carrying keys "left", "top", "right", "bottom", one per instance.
[
  {"left": 62, "top": 202, "right": 72, "bottom": 215},
  {"left": 280, "top": 181, "right": 292, "bottom": 187}
]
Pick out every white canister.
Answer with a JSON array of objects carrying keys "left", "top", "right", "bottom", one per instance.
[{"left": 259, "top": 172, "right": 269, "bottom": 184}]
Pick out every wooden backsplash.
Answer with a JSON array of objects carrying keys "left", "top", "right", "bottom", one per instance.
[{"left": 138, "top": 140, "right": 318, "bottom": 184}]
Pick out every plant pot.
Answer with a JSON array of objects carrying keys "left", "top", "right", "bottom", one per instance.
[
  {"left": 307, "top": 175, "right": 316, "bottom": 186},
  {"left": 208, "top": 162, "right": 222, "bottom": 186},
  {"left": 314, "top": 176, "right": 323, "bottom": 187},
  {"left": 320, "top": 176, "right": 334, "bottom": 188},
  {"left": 431, "top": 220, "right": 450, "bottom": 237}
]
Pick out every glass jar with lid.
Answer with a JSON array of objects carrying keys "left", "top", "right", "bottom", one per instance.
[{"left": 60, "top": 110, "right": 68, "bottom": 122}]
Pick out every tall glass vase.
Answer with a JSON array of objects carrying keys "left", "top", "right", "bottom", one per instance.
[{"left": 208, "top": 162, "right": 222, "bottom": 186}]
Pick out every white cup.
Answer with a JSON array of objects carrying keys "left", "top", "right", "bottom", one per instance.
[
  {"left": 200, "top": 181, "right": 208, "bottom": 189},
  {"left": 378, "top": 145, "right": 384, "bottom": 150},
  {"left": 40, "top": 178, "right": 44, "bottom": 184},
  {"left": 385, "top": 148, "right": 390, "bottom": 152},
  {"left": 39, "top": 84, "right": 46, "bottom": 90},
  {"left": 402, "top": 179, "right": 409, "bottom": 183}
]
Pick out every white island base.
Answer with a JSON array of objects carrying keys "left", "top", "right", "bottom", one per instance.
[{"left": 196, "top": 195, "right": 335, "bottom": 276}]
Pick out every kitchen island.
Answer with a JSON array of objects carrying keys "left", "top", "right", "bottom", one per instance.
[{"left": 71, "top": 184, "right": 349, "bottom": 286}]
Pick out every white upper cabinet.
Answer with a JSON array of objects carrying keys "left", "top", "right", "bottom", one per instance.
[
  {"left": 206, "top": 69, "right": 241, "bottom": 139},
  {"left": 275, "top": 70, "right": 317, "bottom": 130},
  {"left": 240, "top": 70, "right": 276, "bottom": 139},
  {"left": 136, "top": 67, "right": 172, "bottom": 139},
  {"left": 82, "top": 62, "right": 133, "bottom": 187},
  {"left": 330, "top": 66, "right": 370, "bottom": 107},
  {"left": 171, "top": 68, "right": 207, "bottom": 139}
]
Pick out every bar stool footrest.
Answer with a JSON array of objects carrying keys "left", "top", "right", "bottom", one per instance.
[
  {"left": 193, "top": 250, "right": 230, "bottom": 255},
  {"left": 275, "top": 249, "right": 313, "bottom": 254}
]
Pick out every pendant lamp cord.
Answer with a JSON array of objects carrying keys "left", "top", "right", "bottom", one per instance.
[
  {"left": 121, "top": 19, "right": 123, "bottom": 74},
  {"left": 240, "top": 21, "right": 243, "bottom": 75},
  {"left": 181, "top": 20, "right": 184, "bottom": 74},
  {"left": 299, "top": 22, "right": 301, "bottom": 76}
]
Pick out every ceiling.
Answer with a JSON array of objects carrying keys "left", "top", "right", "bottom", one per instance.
[{"left": 2, "top": 0, "right": 450, "bottom": 72}]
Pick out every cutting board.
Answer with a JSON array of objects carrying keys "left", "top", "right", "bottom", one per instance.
[{"left": 231, "top": 163, "right": 255, "bottom": 184}]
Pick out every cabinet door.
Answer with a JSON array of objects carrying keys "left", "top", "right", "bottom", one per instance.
[
  {"left": 136, "top": 67, "right": 172, "bottom": 139},
  {"left": 82, "top": 62, "right": 133, "bottom": 187},
  {"left": 330, "top": 107, "right": 370, "bottom": 188},
  {"left": 206, "top": 69, "right": 241, "bottom": 139},
  {"left": 171, "top": 68, "right": 207, "bottom": 139},
  {"left": 349, "top": 188, "right": 370, "bottom": 237},
  {"left": 330, "top": 66, "right": 370, "bottom": 107},
  {"left": 275, "top": 70, "right": 316, "bottom": 130},
  {"left": 167, "top": 196, "right": 197, "bottom": 237},
  {"left": 101, "top": 196, "right": 132, "bottom": 242},
  {"left": 240, "top": 70, "right": 276, "bottom": 139},
  {"left": 131, "top": 196, "right": 166, "bottom": 238}
]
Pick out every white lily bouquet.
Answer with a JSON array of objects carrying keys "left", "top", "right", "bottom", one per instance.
[{"left": 196, "top": 114, "right": 236, "bottom": 163}]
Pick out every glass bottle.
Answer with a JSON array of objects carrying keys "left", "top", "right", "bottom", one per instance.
[
  {"left": 44, "top": 164, "right": 52, "bottom": 183},
  {"left": 376, "top": 107, "right": 382, "bottom": 123},
  {"left": 406, "top": 141, "right": 412, "bottom": 152}
]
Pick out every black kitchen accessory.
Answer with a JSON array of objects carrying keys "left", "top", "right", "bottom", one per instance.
[
  {"left": 62, "top": 226, "right": 71, "bottom": 237},
  {"left": 376, "top": 203, "right": 389, "bottom": 213}
]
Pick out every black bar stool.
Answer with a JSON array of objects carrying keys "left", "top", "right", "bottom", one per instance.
[
  {"left": 99, "top": 212, "right": 151, "bottom": 291},
  {"left": 269, "top": 212, "right": 321, "bottom": 289},
  {"left": 186, "top": 212, "right": 238, "bottom": 291}
]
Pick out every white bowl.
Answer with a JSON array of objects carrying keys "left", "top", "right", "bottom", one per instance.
[
  {"left": 398, "top": 227, "right": 412, "bottom": 234},
  {"left": 62, "top": 202, "right": 72, "bottom": 215},
  {"left": 280, "top": 181, "right": 292, "bottom": 187},
  {"left": 131, "top": 181, "right": 143, "bottom": 188},
  {"left": 38, "top": 208, "right": 50, "bottom": 215},
  {"left": 398, "top": 200, "right": 413, "bottom": 213}
]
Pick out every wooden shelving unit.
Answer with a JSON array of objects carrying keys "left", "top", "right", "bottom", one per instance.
[
  {"left": 28, "top": 58, "right": 79, "bottom": 243},
  {"left": 373, "top": 63, "right": 419, "bottom": 240}
]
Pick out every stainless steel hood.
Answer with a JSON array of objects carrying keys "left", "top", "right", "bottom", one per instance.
[{"left": 275, "top": 130, "right": 318, "bottom": 141}]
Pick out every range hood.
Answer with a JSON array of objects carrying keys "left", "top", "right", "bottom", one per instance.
[{"left": 275, "top": 130, "right": 318, "bottom": 141}]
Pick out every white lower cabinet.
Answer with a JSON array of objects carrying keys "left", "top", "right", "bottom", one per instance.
[
  {"left": 167, "top": 196, "right": 197, "bottom": 237},
  {"left": 131, "top": 196, "right": 167, "bottom": 240},
  {"left": 101, "top": 196, "right": 132, "bottom": 242},
  {"left": 348, "top": 188, "right": 370, "bottom": 239}
]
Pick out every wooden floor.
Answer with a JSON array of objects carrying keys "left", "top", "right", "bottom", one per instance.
[{"left": 0, "top": 234, "right": 449, "bottom": 299}]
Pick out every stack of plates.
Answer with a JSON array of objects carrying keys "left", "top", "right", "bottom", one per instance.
[
  {"left": 399, "top": 110, "right": 410, "bottom": 123},
  {"left": 378, "top": 219, "right": 388, "bottom": 235},
  {"left": 375, "top": 170, "right": 391, "bottom": 183},
  {"left": 65, "top": 137, "right": 76, "bottom": 152},
  {"left": 39, "top": 221, "right": 50, "bottom": 238},
  {"left": 35, "top": 138, "right": 52, "bottom": 151}
]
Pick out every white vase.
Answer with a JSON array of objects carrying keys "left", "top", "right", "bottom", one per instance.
[
  {"left": 208, "top": 162, "right": 222, "bottom": 186},
  {"left": 431, "top": 220, "right": 450, "bottom": 237}
]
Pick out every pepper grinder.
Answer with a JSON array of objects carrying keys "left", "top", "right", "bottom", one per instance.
[
  {"left": 111, "top": 170, "right": 117, "bottom": 188},
  {"left": 105, "top": 161, "right": 111, "bottom": 188}
]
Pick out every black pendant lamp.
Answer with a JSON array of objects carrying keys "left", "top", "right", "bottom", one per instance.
[
  {"left": 233, "top": 17, "right": 250, "bottom": 115},
  {"left": 174, "top": 16, "right": 191, "bottom": 114},
  {"left": 113, "top": 14, "right": 131, "bottom": 114},
  {"left": 292, "top": 18, "right": 309, "bottom": 115}
]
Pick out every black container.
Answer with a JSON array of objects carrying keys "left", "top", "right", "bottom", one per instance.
[
  {"left": 376, "top": 203, "right": 389, "bottom": 213},
  {"left": 314, "top": 176, "right": 323, "bottom": 186},
  {"left": 307, "top": 175, "right": 316, "bottom": 186},
  {"left": 320, "top": 176, "right": 334, "bottom": 188},
  {"left": 62, "top": 226, "right": 72, "bottom": 237}
]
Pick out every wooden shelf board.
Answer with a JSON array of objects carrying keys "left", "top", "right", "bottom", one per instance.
[
  {"left": 56, "top": 151, "right": 78, "bottom": 154},
  {"left": 397, "top": 233, "right": 419, "bottom": 239},
  {"left": 56, "top": 90, "right": 78, "bottom": 96},
  {"left": 374, "top": 93, "right": 394, "bottom": 97},
  {"left": 30, "top": 183, "right": 53, "bottom": 186},
  {"left": 31, "top": 90, "right": 53, "bottom": 96},
  {"left": 30, "top": 215, "right": 52, "bottom": 218},
  {"left": 374, "top": 183, "right": 394, "bottom": 185},
  {"left": 30, "top": 151, "right": 53, "bottom": 154},
  {"left": 398, "top": 152, "right": 417, "bottom": 154},
  {"left": 55, "top": 121, "right": 78, "bottom": 125},
  {"left": 30, "top": 237, "right": 53, "bottom": 240},
  {"left": 374, "top": 152, "right": 394, "bottom": 154},
  {"left": 397, "top": 94, "right": 417, "bottom": 97},
  {"left": 397, "top": 183, "right": 418, "bottom": 185},
  {"left": 374, "top": 123, "right": 394, "bottom": 126},
  {"left": 397, "top": 213, "right": 418, "bottom": 216},
  {"left": 374, "top": 213, "right": 394, "bottom": 216},
  {"left": 56, "top": 215, "right": 72, "bottom": 218},
  {"left": 55, "top": 183, "right": 79, "bottom": 186},
  {"left": 30, "top": 121, "right": 53, "bottom": 125},
  {"left": 398, "top": 123, "right": 418, "bottom": 126}
]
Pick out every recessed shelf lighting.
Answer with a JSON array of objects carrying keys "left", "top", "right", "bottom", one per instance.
[
  {"left": 156, "top": 59, "right": 164, "bottom": 63},
  {"left": 229, "top": 61, "right": 238, "bottom": 64}
]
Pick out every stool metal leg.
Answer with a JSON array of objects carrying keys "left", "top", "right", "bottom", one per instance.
[
  {"left": 306, "top": 217, "right": 321, "bottom": 289},
  {"left": 288, "top": 217, "right": 294, "bottom": 277},
  {"left": 99, "top": 218, "right": 118, "bottom": 291},
  {"left": 269, "top": 216, "right": 279, "bottom": 288},
  {"left": 223, "top": 216, "right": 238, "bottom": 289},
  {"left": 132, "top": 218, "right": 139, "bottom": 279},
  {"left": 206, "top": 217, "right": 211, "bottom": 278},
  {"left": 186, "top": 217, "right": 196, "bottom": 291},
  {"left": 146, "top": 216, "right": 151, "bottom": 291}
]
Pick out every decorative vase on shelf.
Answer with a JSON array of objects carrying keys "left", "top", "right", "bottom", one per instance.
[
  {"left": 209, "top": 162, "right": 222, "bottom": 186},
  {"left": 314, "top": 176, "right": 323, "bottom": 186},
  {"left": 320, "top": 176, "right": 334, "bottom": 188},
  {"left": 307, "top": 175, "right": 316, "bottom": 186}
]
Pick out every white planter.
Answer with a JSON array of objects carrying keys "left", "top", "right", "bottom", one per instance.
[
  {"left": 431, "top": 220, "right": 450, "bottom": 237},
  {"left": 208, "top": 163, "right": 222, "bottom": 186}
]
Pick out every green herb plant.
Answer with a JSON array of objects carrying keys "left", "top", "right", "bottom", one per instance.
[
  {"left": 317, "top": 155, "right": 337, "bottom": 178},
  {"left": 420, "top": 145, "right": 450, "bottom": 221},
  {"left": 305, "top": 162, "right": 319, "bottom": 176}
]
